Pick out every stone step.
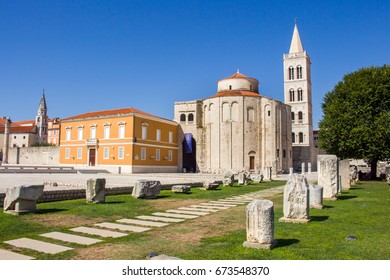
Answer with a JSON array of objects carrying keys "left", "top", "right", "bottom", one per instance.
[
  {"left": 40, "top": 232, "right": 102, "bottom": 245},
  {"left": 4, "top": 238, "right": 73, "bottom": 254},
  {"left": 215, "top": 200, "right": 246, "bottom": 205},
  {"left": 166, "top": 209, "right": 209, "bottom": 216},
  {"left": 0, "top": 248, "right": 35, "bottom": 260},
  {"left": 152, "top": 212, "right": 198, "bottom": 219},
  {"left": 70, "top": 226, "right": 128, "bottom": 238},
  {"left": 200, "top": 202, "right": 237, "bottom": 207},
  {"left": 117, "top": 218, "right": 169, "bottom": 228},
  {"left": 95, "top": 222, "right": 151, "bottom": 232},
  {"left": 136, "top": 215, "right": 184, "bottom": 223},
  {"left": 178, "top": 207, "right": 219, "bottom": 213},
  {"left": 189, "top": 205, "right": 229, "bottom": 210}
]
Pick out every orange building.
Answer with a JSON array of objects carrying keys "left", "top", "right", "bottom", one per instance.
[
  {"left": 48, "top": 118, "right": 61, "bottom": 146},
  {"left": 59, "top": 107, "right": 179, "bottom": 173}
]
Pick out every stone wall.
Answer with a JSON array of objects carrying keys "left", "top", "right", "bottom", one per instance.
[{"left": 8, "top": 146, "right": 60, "bottom": 165}]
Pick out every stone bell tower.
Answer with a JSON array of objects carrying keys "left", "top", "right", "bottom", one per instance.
[{"left": 35, "top": 92, "right": 48, "bottom": 144}]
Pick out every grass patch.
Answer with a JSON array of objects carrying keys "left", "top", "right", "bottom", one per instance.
[{"left": 0, "top": 180, "right": 388, "bottom": 260}]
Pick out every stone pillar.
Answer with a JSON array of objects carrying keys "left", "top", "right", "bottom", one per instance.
[
  {"left": 243, "top": 199, "right": 277, "bottom": 249},
  {"left": 2, "top": 117, "right": 11, "bottom": 164},
  {"left": 386, "top": 166, "right": 390, "bottom": 185},
  {"left": 238, "top": 172, "right": 246, "bottom": 185},
  {"left": 338, "top": 159, "right": 351, "bottom": 191},
  {"left": 301, "top": 162, "right": 305, "bottom": 174},
  {"left": 279, "top": 174, "right": 311, "bottom": 223},
  {"left": 308, "top": 162, "right": 312, "bottom": 174},
  {"left": 223, "top": 171, "right": 234, "bottom": 186},
  {"left": 309, "top": 184, "right": 323, "bottom": 209},
  {"left": 86, "top": 178, "right": 106, "bottom": 203},
  {"left": 318, "top": 155, "right": 338, "bottom": 200},
  {"left": 289, "top": 167, "right": 293, "bottom": 175}
]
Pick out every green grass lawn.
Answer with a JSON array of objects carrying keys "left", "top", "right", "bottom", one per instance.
[{"left": 0, "top": 180, "right": 389, "bottom": 260}]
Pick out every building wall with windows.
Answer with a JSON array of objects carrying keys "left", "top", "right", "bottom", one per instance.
[{"left": 59, "top": 107, "right": 179, "bottom": 173}]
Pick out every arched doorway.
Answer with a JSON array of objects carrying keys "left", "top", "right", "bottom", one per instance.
[
  {"left": 182, "top": 133, "right": 197, "bottom": 172},
  {"left": 248, "top": 151, "right": 256, "bottom": 171}
]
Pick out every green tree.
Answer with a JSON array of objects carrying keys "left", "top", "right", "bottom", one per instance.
[{"left": 319, "top": 65, "right": 390, "bottom": 178}]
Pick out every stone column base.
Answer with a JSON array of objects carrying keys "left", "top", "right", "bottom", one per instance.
[
  {"left": 279, "top": 217, "right": 311, "bottom": 223},
  {"left": 323, "top": 197, "right": 337, "bottom": 201},
  {"left": 243, "top": 240, "right": 277, "bottom": 250},
  {"left": 310, "top": 204, "right": 324, "bottom": 209}
]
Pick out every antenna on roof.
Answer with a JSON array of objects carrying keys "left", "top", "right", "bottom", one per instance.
[{"left": 237, "top": 68, "right": 240, "bottom": 73}]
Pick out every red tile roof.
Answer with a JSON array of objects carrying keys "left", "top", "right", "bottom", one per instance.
[
  {"left": 0, "top": 122, "right": 36, "bottom": 134},
  {"left": 226, "top": 72, "right": 248, "bottom": 79},
  {"left": 62, "top": 107, "right": 158, "bottom": 121},
  {"left": 211, "top": 90, "right": 260, "bottom": 98}
]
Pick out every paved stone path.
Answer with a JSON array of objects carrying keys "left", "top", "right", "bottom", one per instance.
[{"left": 0, "top": 186, "right": 284, "bottom": 259}]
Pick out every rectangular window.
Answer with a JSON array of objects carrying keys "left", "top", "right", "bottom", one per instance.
[
  {"left": 104, "top": 126, "right": 110, "bottom": 139},
  {"left": 169, "top": 131, "right": 173, "bottom": 143},
  {"left": 156, "top": 149, "right": 160, "bottom": 161},
  {"left": 103, "top": 147, "right": 109, "bottom": 159},
  {"left": 141, "top": 148, "right": 146, "bottom": 160},
  {"left": 283, "top": 149, "right": 286, "bottom": 158},
  {"left": 142, "top": 126, "right": 147, "bottom": 140},
  {"left": 118, "top": 147, "right": 124, "bottom": 159},
  {"left": 65, "top": 148, "right": 70, "bottom": 159},
  {"left": 90, "top": 127, "right": 96, "bottom": 139},
  {"left": 78, "top": 128, "right": 83, "bottom": 140},
  {"left": 118, "top": 125, "right": 125, "bottom": 139},
  {"left": 66, "top": 129, "right": 71, "bottom": 141},
  {"left": 77, "top": 148, "right": 82, "bottom": 159},
  {"left": 168, "top": 150, "right": 172, "bottom": 161},
  {"left": 156, "top": 129, "right": 161, "bottom": 142}
]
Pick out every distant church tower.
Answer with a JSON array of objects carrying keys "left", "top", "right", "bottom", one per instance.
[
  {"left": 283, "top": 23, "right": 316, "bottom": 171},
  {"left": 35, "top": 93, "right": 48, "bottom": 144}
]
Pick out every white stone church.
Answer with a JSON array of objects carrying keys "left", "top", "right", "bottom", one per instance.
[{"left": 174, "top": 24, "right": 315, "bottom": 175}]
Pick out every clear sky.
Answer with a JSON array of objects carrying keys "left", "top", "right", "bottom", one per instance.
[{"left": 1, "top": 0, "right": 389, "bottom": 129}]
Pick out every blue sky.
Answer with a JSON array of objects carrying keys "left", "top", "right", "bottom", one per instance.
[{"left": 1, "top": 0, "right": 389, "bottom": 129}]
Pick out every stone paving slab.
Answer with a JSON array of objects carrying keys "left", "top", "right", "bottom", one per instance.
[
  {"left": 215, "top": 200, "right": 246, "bottom": 205},
  {"left": 200, "top": 202, "right": 237, "bottom": 207},
  {"left": 178, "top": 207, "right": 219, "bottom": 213},
  {"left": 4, "top": 238, "right": 73, "bottom": 254},
  {"left": 95, "top": 222, "right": 151, "bottom": 232},
  {"left": 166, "top": 209, "right": 209, "bottom": 216},
  {"left": 117, "top": 218, "right": 169, "bottom": 228},
  {"left": 0, "top": 248, "right": 35, "bottom": 260},
  {"left": 70, "top": 226, "right": 128, "bottom": 238},
  {"left": 136, "top": 215, "right": 184, "bottom": 223},
  {"left": 40, "top": 232, "right": 102, "bottom": 245},
  {"left": 190, "top": 205, "right": 230, "bottom": 210},
  {"left": 152, "top": 212, "right": 198, "bottom": 219}
]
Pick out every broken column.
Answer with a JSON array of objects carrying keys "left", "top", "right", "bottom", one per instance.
[
  {"left": 279, "top": 174, "right": 311, "bottom": 223},
  {"left": 318, "top": 155, "right": 338, "bottom": 200},
  {"left": 4, "top": 185, "right": 44, "bottom": 214},
  {"left": 309, "top": 184, "right": 324, "bottom": 209},
  {"left": 338, "top": 159, "right": 351, "bottom": 191},
  {"left": 243, "top": 199, "right": 277, "bottom": 249},
  {"left": 132, "top": 180, "right": 161, "bottom": 198},
  {"left": 86, "top": 178, "right": 106, "bottom": 203},
  {"left": 223, "top": 171, "right": 234, "bottom": 186}
]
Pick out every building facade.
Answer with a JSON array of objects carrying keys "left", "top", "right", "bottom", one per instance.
[
  {"left": 48, "top": 118, "right": 61, "bottom": 146},
  {"left": 283, "top": 24, "right": 316, "bottom": 171},
  {"left": 174, "top": 71, "right": 292, "bottom": 175},
  {"left": 59, "top": 107, "right": 179, "bottom": 173}
]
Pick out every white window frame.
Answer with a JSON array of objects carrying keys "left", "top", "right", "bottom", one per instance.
[
  {"left": 77, "top": 148, "right": 82, "bottom": 159},
  {"left": 169, "top": 131, "right": 173, "bottom": 143},
  {"left": 65, "top": 148, "right": 70, "bottom": 159},
  {"left": 118, "top": 125, "right": 125, "bottom": 139},
  {"left": 142, "top": 125, "right": 148, "bottom": 140},
  {"left": 168, "top": 150, "right": 172, "bottom": 161},
  {"left": 90, "top": 126, "right": 96, "bottom": 139},
  {"left": 141, "top": 147, "right": 146, "bottom": 160},
  {"left": 66, "top": 129, "right": 71, "bottom": 141},
  {"left": 104, "top": 126, "right": 110, "bottom": 139},
  {"left": 103, "top": 147, "right": 109, "bottom": 159},
  {"left": 156, "top": 129, "right": 161, "bottom": 142},
  {"left": 118, "top": 147, "right": 124, "bottom": 160},
  {"left": 77, "top": 128, "right": 83, "bottom": 140},
  {"left": 156, "top": 149, "right": 160, "bottom": 161}
]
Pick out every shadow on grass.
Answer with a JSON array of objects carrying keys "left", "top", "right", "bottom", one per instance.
[
  {"left": 322, "top": 205, "right": 334, "bottom": 209},
  {"left": 337, "top": 195, "right": 358, "bottom": 201},
  {"left": 274, "top": 238, "right": 300, "bottom": 248},
  {"left": 35, "top": 209, "right": 67, "bottom": 214},
  {"left": 350, "top": 187, "right": 364, "bottom": 190},
  {"left": 103, "top": 201, "right": 126, "bottom": 205},
  {"left": 310, "top": 215, "right": 329, "bottom": 222}
]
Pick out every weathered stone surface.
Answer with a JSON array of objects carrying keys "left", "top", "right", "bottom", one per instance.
[
  {"left": 171, "top": 185, "right": 191, "bottom": 193},
  {"left": 86, "top": 178, "right": 106, "bottom": 203},
  {"left": 132, "top": 180, "right": 161, "bottom": 198},
  {"left": 243, "top": 199, "right": 276, "bottom": 250},
  {"left": 4, "top": 185, "right": 44, "bottom": 213},
  {"left": 203, "top": 182, "right": 220, "bottom": 190},
  {"left": 350, "top": 166, "right": 359, "bottom": 185},
  {"left": 318, "top": 155, "right": 338, "bottom": 199},
  {"left": 279, "top": 174, "right": 310, "bottom": 223},
  {"left": 223, "top": 171, "right": 235, "bottom": 186},
  {"left": 339, "top": 159, "right": 351, "bottom": 191},
  {"left": 309, "top": 184, "right": 323, "bottom": 209},
  {"left": 238, "top": 172, "right": 249, "bottom": 185},
  {"left": 251, "top": 174, "right": 263, "bottom": 183},
  {"left": 385, "top": 166, "right": 390, "bottom": 185}
]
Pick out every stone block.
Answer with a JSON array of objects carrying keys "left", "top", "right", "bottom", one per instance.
[
  {"left": 238, "top": 172, "right": 249, "bottom": 185},
  {"left": 309, "top": 184, "right": 323, "bottom": 209},
  {"left": 243, "top": 199, "right": 276, "bottom": 250},
  {"left": 203, "top": 181, "right": 220, "bottom": 190},
  {"left": 318, "top": 155, "right": 338, "bottom": 200},
  {"left": 132, "top": 180, "right": 161, "bottom": 198},
  {"left": 223, "top": 171, "right": 235, "bottom": 186},
  {"left": 4, "top": 185, "right": 44, "bottom": 214},
  {"left": 86, "top": 178, "right": 106, "bottom": 203},
  {"left": 339, "top": 159, "right": 351, "bottom": 191},
  {"left": 385, "top": 166, "right": 390, "bottom": 185},
  {"left": 171, "top": 185, "right": 191, "bottom": 193},
  {"left": 279, "top": 174, "right": 310, "bottom": 223}
]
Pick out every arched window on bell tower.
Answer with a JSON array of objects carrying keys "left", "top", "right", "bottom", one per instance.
[
  {"left": 297, "top": 88, "right": 303, "bottom": 101},
  {"left": 289, "top": 66, "right": 294, "bottom": 80},
  {"left": 289, "top": 89, "right": 295, "bottom": 102},
  {"left": 297, "top": 65, "right": 303, "bottom": 79}
]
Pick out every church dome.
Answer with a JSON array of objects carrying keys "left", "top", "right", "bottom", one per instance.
[{"left": 217, "top": 70, "right": 259, "bottom": 93}]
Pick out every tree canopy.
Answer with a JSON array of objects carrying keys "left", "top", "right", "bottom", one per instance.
[{"left": 319, "top": 65, "right": 390, "bottom": 175}]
